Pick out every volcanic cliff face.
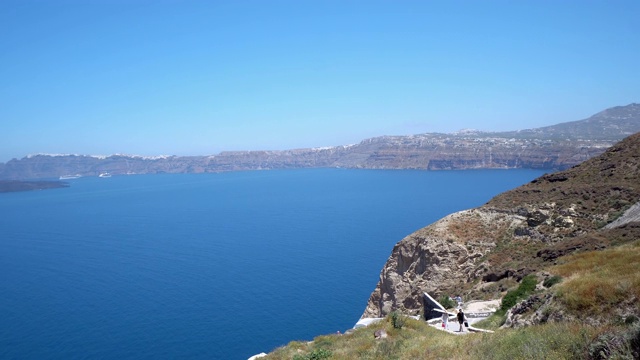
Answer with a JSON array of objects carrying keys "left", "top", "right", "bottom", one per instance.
[
  {"left": 2, "top": 104, "right": 639, "bottom": 180},
  {"left": 362, "top": 132, "right": 640, "bottom": 318},
  {"left": 361, "top": 209, "right": 522, "bottom": 317}
]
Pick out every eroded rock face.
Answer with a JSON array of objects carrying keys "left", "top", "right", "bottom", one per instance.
[
  {"left": 362, "top": 133, "right": 640, "bottom": 320},
  {"left": 502, "top": 294, "right": 555, "bottom": 328},
  {"left": 362, "top": 209, "right": 523, "bottom": 318},
  {"left": 361, "top": 200, "right": 595, "bottom": 318}
]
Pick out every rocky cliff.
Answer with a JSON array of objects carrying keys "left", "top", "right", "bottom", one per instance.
[
  {"left": 1, "top": 104, "right": 639, "bottom": 180},
  {"left": 362, "top": 131, "right": 640, "bottom": 318}
]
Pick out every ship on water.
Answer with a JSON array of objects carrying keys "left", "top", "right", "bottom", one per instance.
[{"left": 59, "top": 174, "right": 82, "bottom": 180}]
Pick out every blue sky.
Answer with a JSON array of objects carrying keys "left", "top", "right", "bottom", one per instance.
[{"left": 1, "top": 0, "right": 638, "bottom": 162}]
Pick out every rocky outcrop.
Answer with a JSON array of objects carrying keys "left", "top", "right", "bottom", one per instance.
[
  {"left": 362, "top": 209, "right": 522, "bottom": 317},
  {"left": 362, "top": 132, "right": 640, "bottom": 318},
  {"left": 604, "top": 202, "right": 640, "bottom": 229},
  {"left": 502, "top": 293, "right": 556, "bottom": 328}
]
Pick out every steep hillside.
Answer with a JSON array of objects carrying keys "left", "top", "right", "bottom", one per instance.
[
  {"left": 499, "top": 103, "right": 640, "bottom": 140},
  {"left": 362, "top": 132, "right": 640, "bottom": 319}
]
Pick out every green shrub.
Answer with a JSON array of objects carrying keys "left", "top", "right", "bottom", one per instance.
[
  {"left": 438, "top": 295, "right": 456, "bottom": 309},
  {"left": 390, "top": 311, "right": 406, "bottom": 329},
  {"left": 292, "top": 348, "right": 332, "bottom": 360},
  {"left": 501, "top": 291, "right": 519, "bottom": 311},
  {"left": 520, "top": 274, "right": 538, "bottom": 292},
  {"left": 500, "top": 274, "right": 538, "bottom": 312},
  {"left": 543, "top": 275, "right": 563, "bottom": 288}
]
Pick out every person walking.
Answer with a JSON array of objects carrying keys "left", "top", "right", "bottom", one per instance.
[
  {"left": 456, "top": 309, "right": 465, "bottom": 332},
  {"left": 441, "top": 311, "right": 449, "bottom": 330}
]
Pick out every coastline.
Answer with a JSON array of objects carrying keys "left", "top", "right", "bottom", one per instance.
[{"left": 0, "top": 180, "right": 69, "bottom": 193}]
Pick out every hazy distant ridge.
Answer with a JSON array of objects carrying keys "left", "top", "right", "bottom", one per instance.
[{"left": 1, "top": 103, "right": 638, "bottom": 180}]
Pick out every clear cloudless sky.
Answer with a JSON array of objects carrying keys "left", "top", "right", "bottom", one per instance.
[{"left": 1, "top": 0, "right": 639, "bottom": 162}]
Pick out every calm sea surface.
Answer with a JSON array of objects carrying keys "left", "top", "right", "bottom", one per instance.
[{"left": 0, "top": 169, "right": 545, "bottom": 359}]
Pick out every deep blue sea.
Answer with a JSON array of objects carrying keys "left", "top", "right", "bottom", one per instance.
[{"left": 0, "top": 169, "right": 545, "bottom": 359}]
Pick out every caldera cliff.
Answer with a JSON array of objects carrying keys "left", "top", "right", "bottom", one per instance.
[
  {"left": 362, "top": 131, "right": 640, "bottom": 319},
  {"left": 2, "top": 103, "right": 639, "bottom": 180}
]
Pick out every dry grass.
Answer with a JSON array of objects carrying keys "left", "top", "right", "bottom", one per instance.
[
  {"left": 264, "top": 239, "right": 640, "bottom": 359},
  {"left": 551, "top": 240, "right": 640, "bottom": 315},
  {"left": 264, "top": 317, "right": 596, "bottom": 360},
  {"left": 440, "top": 209, "right": 517, "bottom": 244}
]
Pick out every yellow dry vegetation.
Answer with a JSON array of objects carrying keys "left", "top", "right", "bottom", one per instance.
[
  {"left": 264, "top": 241, "right": 640, "bottom": 359},
  {"left": 264, "top": 317, "right": 595, "bottom": 360},
  {"left": 551, "top": 240, "right": 640, "bottom": 314}
]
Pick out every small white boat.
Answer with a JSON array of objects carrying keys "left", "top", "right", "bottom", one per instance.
[
  {"left": 99, "top": 172, "right": 112, "bottom": 178},
  {"left": 59, "top": 174, "right": 81, "bottom": 180}
]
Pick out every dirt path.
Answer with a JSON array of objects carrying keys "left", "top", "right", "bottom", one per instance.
[
  {"left": 430, "top": 299, "right": 500, "bottom": 335},
  {"left": 464, "top": 299, "right": 501, "bottom": 313}
]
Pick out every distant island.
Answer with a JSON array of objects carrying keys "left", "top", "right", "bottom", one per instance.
[
  {"left": 0, "top": 180, "right": 69, "bottom": 193},
  {"left": 1, "top": 103, "right": 638, "bottom": 180}
]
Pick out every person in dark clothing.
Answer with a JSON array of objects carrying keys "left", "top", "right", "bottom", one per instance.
[{"left": 456, "top": 309, "right": 465, "bottom": 332}]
